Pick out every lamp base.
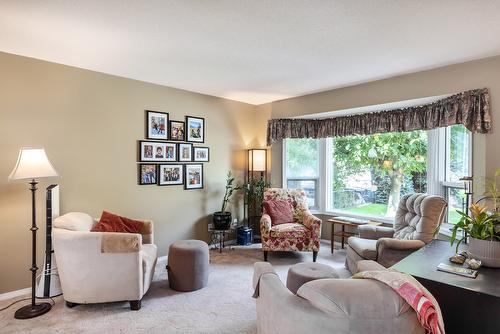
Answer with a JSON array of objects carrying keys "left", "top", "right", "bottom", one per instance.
[{"left": 14, "top": 302, "right": 51, "bottom": 319}]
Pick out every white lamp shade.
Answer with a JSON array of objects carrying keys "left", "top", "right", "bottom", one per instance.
[
  {"left": 248, "top": 149, "right": 266, "bottom": 172},
  {"left": 9, "top": 148, "right": 59, "bottom": 180}
]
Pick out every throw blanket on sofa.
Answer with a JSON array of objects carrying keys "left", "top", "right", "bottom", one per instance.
[{"left": 353, "top": 269, "right": 445, "bottom": 334}]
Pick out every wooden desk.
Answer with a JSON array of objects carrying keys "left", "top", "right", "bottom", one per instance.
[
  {"left": 326, "top": 217, "right": 382, "bottom": 253},
  {"left": 392, "top": 240, "right": 500, "bottom": 333}
]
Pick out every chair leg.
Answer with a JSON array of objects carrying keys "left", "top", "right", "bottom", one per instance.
[
  {"left": 65, "top": 301, "right": 78, "bottom": 308},
  {"left": 313, "top": 251, "right": 318, "bottom": 262},
  {"left": 130, "top": 300, "right": 141, "bottom": 311},
  {"left": 264, "top": 251, "right": 268, "bottom": 262}
]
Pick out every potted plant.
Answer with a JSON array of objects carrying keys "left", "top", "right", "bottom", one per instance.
[
  {"left": 451, "top": 203, "right": 500, "bottom": 267},
  {"left": 213, "top": 171, "right": 241, "bottom": 230}
]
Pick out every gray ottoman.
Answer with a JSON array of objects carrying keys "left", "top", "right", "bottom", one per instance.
[
  {"left": 286, "top": 262, "right": 339, "bottom": 294},
  {"left": 167, "top": 240, "right": 209, "bottom": 292}
]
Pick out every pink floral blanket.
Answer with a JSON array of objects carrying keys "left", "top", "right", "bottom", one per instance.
[{"left": 353, "top": 269, "right": 445, "bottom": 334}]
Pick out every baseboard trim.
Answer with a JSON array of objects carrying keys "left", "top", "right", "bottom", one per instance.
[{"left": 0, "top": 287, "right": 31, "bottom": 301}]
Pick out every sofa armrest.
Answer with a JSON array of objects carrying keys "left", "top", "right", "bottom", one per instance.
[
  {"left": 139, "top": 219, "right": 154, "bottom": 244},
  {"left": 302, "top": 211, "right": 322, "bottom": 239},
  {"left": 260, "top": 214, "right": 272, "bottom": 239},
  {"left": 253, "top": 262, "right": 277, "bottom": 291},
  {"left": 356, "top": 260, "right": 386, "bottom": 273},
  {"left": 376, "top": 238, "right": 425, "bottom": 268},
  {"left": 53, "top": 228, "right": 144, "bottom": 303},
  {"left": 358, "top": 225, "right": 395, "bottom": 240}
]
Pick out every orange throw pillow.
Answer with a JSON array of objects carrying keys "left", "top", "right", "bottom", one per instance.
[
  {"left": 91, "top": 211, "right": 143, "bottom": 233},
  {"left": 263, "top": 200, "right": 294, "bottom": 226}
]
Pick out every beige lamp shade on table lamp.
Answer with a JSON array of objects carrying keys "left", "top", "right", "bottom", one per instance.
[{"left": 9, "top": 148, "right": 59, "bottom": 180}]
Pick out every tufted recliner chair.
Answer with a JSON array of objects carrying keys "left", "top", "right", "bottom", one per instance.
[{"left": 345, "top": 193, "right": 447, "bottom": 273}]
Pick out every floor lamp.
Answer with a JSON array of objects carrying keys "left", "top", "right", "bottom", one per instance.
[{"left": 9, "top": 148, "right": 60, "bottom": 319}]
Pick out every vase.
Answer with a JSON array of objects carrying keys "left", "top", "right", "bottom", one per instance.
[
  {"left": 468, "top": 237, "right": 500, "bottom": 268},
  {"left": 213, "top": 212, "right": 232, "bottom": 230}
]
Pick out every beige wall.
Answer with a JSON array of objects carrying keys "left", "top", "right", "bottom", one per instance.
[
  {"left": 265, "top": 56, "right": 500, "bottom": 239},
  {"left": 0, "top": 52, "right": 260, "bottom": 293}
]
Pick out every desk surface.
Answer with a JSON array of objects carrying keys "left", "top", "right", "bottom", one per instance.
[{"left": 392, "top": 240, "right": 500, "bottom": 298}]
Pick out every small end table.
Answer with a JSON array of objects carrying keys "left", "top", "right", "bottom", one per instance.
[
  {"left": 327, "top": 217, "right": 382, "bottom": 253},
  {"left": 209, "top": 228, "right": 235, "bottom": 253}
]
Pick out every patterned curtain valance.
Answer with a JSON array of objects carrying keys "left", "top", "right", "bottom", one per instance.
[{"left": 267, "top": 88, "right": 492, "bottom": 145}]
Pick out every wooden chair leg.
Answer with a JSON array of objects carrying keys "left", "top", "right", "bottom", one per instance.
[
  {"left": 313, "top": 251, "right": 318, "bottom": 262},
  {"left": 130, "top": 300, "right": 141, "bottom": 311},
  {"left": 65, "top": 301, "right": 78, "bottom": 308},
  {"left": 264, "top": 251, "right": 268, "bottom": 262}
]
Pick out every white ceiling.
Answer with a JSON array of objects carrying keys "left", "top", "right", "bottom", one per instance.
[{"left": 1, "top": 1, "right": 500, "bottom": 105}]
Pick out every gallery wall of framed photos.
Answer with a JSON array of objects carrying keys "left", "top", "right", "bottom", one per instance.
[{"left": 138, "top": 110, "right": 209, "bottom": 189}]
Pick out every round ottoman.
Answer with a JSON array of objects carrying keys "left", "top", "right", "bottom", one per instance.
[
  {"left": 167, "top": 240, "right": 209, "bottom": 292},
  {"left": 286, "top": 262, "right": 339, "bottom": 294}
]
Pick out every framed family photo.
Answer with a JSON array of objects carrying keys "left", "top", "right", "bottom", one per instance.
[
  {"left": 169, "top": 120, "right": 185, "bottom": 141},
  {"left": 186, "top": 116, "right": 205, "bottom": 143},
  {"left": 139, "top": 141, "right": 177, "bottom": 162},
  {"left": 138, "top": 164, "right": 157, "bottom": 185},
  {"left": 193, "top": 147, "right": 209, "bottom": 162},
  {"left": 184, "top": 164, "right": 203, "bottom": 190},
  {"left": 146, "top": 110, "right": 168, "bottom": 140},
  {"left": 179, "top": 143, "right": 193, "bottom": 162},
  {"left": 158, "top": 164, "right": 184, "bottom": 186}
]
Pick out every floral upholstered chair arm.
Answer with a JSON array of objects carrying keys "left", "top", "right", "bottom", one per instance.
[
  {"left": 260, "top": 213, "right": 272, "bottom": 239},
  {"left": 302, "top": 211, "right": 322, "bottom": 239}
]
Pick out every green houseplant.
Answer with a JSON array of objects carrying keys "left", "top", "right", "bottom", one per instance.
[
  {"left": 213, "top": 171, "right": 242, "bottom": 230},
  {"left": 451, "top": 203, "right": 500, "bottom": 267}
]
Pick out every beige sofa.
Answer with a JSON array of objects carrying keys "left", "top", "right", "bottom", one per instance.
[
  {"left": 52, "top": 212, "right": 157, "bottom": 310},
  {"left": 253, "top": 261, "right": 424, "bottom": 334},
  {"left": 346, "top": 193, "right": 447, "bottom": 273}
]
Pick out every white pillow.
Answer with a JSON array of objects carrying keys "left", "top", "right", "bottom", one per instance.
[{"left": 53, "top": 212, "right": 95, "bottom": 231}]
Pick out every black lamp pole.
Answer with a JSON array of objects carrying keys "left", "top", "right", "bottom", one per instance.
[{"left": 14, "top": 179, "right": 52, "bottom": 319}]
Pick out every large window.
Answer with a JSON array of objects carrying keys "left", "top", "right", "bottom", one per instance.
[
  {"left": 329, "top": 130, "right": 427, "bottom": 219},
  {"left": 284, "top": 138, "right": 320, "bottom": 209},
  {"left": 283, "top": 124, "right": 472, "bottom": 224}
]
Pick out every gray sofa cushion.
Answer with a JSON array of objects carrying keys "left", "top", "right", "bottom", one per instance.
[
  {"left": 348, "top": 237, "right": 377, "bottom": 260},
  {"left": 297, "top": 278, "right": 411, "bottom": 318}
]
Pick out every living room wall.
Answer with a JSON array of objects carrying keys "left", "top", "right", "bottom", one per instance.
[
  {"left": 266, "top": 55, "right": 500, "bottom": 238},
  {"left": 0, "top": 52, "right": 262, "bottom": 294}
]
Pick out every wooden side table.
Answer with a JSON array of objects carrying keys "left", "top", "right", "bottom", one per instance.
[{"left": 327, "top": 217, "right": 382, "bottom": 253}]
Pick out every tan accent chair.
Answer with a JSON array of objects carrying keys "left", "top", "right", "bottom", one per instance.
[
  {"left": 253, "top": 261, "right": 425, "bottom": 334},
  {"left": 53, "top": 212, "right": 157, "bottom": 310},
  {"left": 346, "top": 193, "right": 447, "bottom": 273}
]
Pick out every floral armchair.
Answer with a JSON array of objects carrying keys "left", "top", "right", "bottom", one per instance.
[{"left": 260, "top": 188, "right": 322, "bottom": 262}]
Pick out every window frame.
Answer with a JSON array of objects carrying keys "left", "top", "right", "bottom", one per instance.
[{"left": 282, "top": 125, "right": 473, "bottom": 227}]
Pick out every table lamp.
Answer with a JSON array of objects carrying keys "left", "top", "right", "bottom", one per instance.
[{"left": 8, "top": 148, "right": 60, "bottom": 319}]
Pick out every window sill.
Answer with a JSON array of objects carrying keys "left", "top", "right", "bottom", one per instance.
[{"left": 438, "top": 223, "right": 455, "bottom": 239}]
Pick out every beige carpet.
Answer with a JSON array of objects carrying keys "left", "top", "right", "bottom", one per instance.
[{"left": 0, "top": 241, "right": 349, "bottom": 334}]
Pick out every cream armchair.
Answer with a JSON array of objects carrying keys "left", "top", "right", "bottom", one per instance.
[
  {"left": 253, "top": 261, "right": 424, "bottom": 334},
  {"left": 52, "top": 212, "right": 157, "bottom": 310},
  {"left": 346, "top": 193, "right": 447, "bottom": 273}
]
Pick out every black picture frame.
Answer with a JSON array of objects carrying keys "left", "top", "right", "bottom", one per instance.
[
  {"left": 179, "top": 143, "right": 193, "bottom": 162},
  {"left": 185, "top": 116, "right": 205, "bottom": 143},
  {"left": 146, "top": 110, "right": 169, "bottom": 140},
  {"left": 184, "top": 163, "right": 204, "bottom": 190},
  {"left": 169, "top": 120, "right": 186, "bottom": 141},
  {"left": 138, "top": 164, "right": 158, "bottom": 185},
  {"left": 139, "top": 140, "right": 177, "bottom": 162},
  {"left": 193, "top": 146, "right": 209, "bottom": 162},
  {"left": 158, "top": 164, "right": 184, "bottom": 186}
]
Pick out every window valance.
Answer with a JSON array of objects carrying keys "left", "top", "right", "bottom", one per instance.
[{"left": 266, "top": 88, "right": 491, "bottom": 145}]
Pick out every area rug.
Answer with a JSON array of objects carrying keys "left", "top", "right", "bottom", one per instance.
[{"left": 0, "top": 241, "right": 349, "bottom": 334}]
